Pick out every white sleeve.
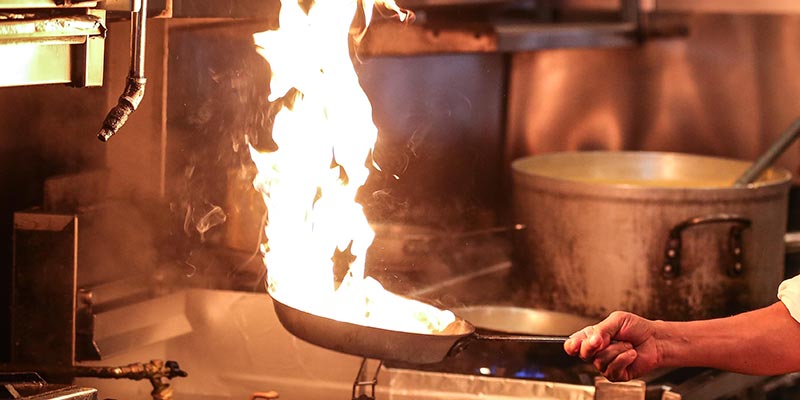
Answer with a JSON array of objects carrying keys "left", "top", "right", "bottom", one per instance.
[{"left": 778, "top": 274, "right": 800, "bottom": 323}]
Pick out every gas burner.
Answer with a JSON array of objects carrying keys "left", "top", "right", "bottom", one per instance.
[{"left": 384, "top": 334, "right": 597, "bottom": 385}]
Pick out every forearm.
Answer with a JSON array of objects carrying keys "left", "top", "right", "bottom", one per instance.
[{"left": 655, "top": 302, "right": 800, "bottom": 375}]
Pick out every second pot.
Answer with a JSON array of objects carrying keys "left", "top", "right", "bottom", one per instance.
[{"left": 511, "top": 151, "right": 792, "bottom": 321}]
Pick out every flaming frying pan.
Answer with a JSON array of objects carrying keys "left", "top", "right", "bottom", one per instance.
[{"left": 271, "top": 297, "right": 568, "bottom": 364}]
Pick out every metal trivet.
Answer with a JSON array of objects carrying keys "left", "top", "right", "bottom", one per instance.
[{"left": 352, "top": 358, "right": 382, "bottom": 400}]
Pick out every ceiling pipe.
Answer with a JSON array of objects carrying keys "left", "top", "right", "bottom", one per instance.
[{"left": 97, "top": 0, "right": 148, "bottom": 142}]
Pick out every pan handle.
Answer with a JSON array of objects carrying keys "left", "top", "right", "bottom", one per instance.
[
  {"left": 447, "top": 333, "right": 568, "bottom": 359},
  {"left": 662, "top": 213, "right": 751, "bottom": 280},
  {"left": 472, "top": 333, "right": 569, "bottom": 343}
]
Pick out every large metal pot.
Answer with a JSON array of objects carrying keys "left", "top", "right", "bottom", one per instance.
[{"left": 511, "top": 151, "right": 792, "bottom": 321}]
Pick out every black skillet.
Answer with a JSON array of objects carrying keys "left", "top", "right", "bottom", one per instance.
[{"left": 272, "top": 297, "right": 568, "bottom": 364}]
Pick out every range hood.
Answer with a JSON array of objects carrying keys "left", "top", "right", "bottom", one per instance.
[{"left": 5, "top": 0, "right": 796, "bottom": 90}]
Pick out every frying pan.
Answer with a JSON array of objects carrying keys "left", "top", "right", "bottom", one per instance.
[{"left": 272, "top": 297, "right": 568, "bottom": 364}]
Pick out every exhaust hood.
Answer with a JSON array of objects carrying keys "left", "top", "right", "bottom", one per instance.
[{"left": 2, "top": 0, "right": 799, "bottom": 89}]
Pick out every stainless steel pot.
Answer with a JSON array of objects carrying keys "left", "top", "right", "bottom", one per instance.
[{"left": 511, "top": 151, "right": 792, "bottom": 321}]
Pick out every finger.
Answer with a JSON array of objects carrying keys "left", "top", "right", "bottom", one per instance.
[
  {"left": 564, "top": 326, "right": 592, "bottom": 355},
  {"left": 592, "top": 342, "right": 633, "bottom": 372},
  {"left": 604, "top": 349, "right": 637, "bottom": 382},
  {"left": 564, "top": 339, "right": 578, "bottom": 355},
  {"left": 580, "top": 312, "right": 632, "bottom": 360},
  {"left": 579, "top": 329, "right": 607, "bottom": 360}
]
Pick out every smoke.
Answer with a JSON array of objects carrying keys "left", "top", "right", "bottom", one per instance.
[{"left": 186, "top": 204, "right": 227, "bottom": 242}]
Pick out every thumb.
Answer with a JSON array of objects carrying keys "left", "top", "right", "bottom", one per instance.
[{"left": 591, "top": 312, "right": 628, "bottom": 345}]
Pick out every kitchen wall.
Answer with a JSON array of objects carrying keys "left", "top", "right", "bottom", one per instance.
[
  {"left": 0, "top": 71, "right": 107, "bottom": 363},
  {"left": 0, "top": 19, "right": 168, "bottom": 363},
  {"left": 506, "top": 14, "right": 800, "bottom": 178},
  {"left": 165, "top": 22, "right": 507, "bottom": 240}
]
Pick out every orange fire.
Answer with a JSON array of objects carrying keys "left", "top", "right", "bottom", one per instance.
[{"left": 249, "top": 0, "right": 455, "bottom": 334}]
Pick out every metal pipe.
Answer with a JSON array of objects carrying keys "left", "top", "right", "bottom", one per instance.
[
  {"left": 97, "top": 0, "right": 148, "bottom": 142},
  {"left": 0, "top": 360, "right": 187, "bottom": 400},
  {"left": 131, "top": 0, "right": 146, "bottom": 79},
  {"left": 733, "top": 117, "right": 800, "bottom": 187}
]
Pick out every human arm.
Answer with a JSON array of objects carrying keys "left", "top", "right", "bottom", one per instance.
[{"left": 564, "top": 302, "right": 800, "bottom": 381}]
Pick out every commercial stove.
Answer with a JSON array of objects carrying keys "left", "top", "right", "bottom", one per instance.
[
  {"left": 65, "top": 286, "right": 800, "bottom": 400},
  {"left": 6, "top": 205, "right": 800, "bottom": 400}
]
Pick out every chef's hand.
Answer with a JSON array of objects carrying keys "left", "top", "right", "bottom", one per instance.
[{"left": 563, "top": 311, "right": 660, "bottom": 381}]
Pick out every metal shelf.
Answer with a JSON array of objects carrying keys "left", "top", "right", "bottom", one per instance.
[
  {"left": 0, "top": 1, "right": 98, "bottom": 8},
  {"left": 563, "top": 0, "right": 800, "bottom": 14},
  {"left": 0, "top": 9, "right": 105, "bottom": 87},
  {"left": 495, "top": 21, "right": 637, "bottom": 51},
  {"left": 358, "top": 20, "right": 640, "bottom": 56}
]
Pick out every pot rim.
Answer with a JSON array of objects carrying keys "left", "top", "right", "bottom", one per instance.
[{"left": 512, "top": 151, "right": 792, "bottom": 202}]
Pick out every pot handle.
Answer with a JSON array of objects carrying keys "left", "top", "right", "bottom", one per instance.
[{"left": 662, "top": 213, "right": 752, "bottom": 279}]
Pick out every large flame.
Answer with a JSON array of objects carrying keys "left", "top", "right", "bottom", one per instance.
[{"left": 249, "top": 0, "right": 454, "bottom": 334}]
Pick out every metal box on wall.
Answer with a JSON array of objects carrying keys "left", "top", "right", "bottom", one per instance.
[{"left": 12, "top": 212, "right": 78, "bottom": 367}]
